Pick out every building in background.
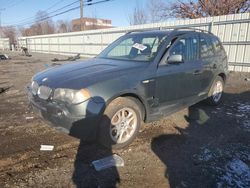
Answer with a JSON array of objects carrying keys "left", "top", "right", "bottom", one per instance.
[{"left": 72, "top": 17, "right": 112, "bottom": 31}]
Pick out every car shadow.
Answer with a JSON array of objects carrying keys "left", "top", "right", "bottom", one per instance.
[
  {"left": 70, "top": 97, "right": 120, "bottom": 188},
  {"left": 151, "top": 91, "right": 250, "bottom": 187},
  {"left": 68, "top": 90, "right": 249, "bottom": 187}
]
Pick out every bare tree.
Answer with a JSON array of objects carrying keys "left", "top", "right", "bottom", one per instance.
[
  {"left": 166, "top": 0, "right": 250, "bottom": 19},
  {"left": 19, "top": 11, "right": 55, "bottom": 36},
  {"left": 129, "top": 4, "right": 148, "bottom": 25},
  {"left": 56, "top": 20, "right": 72, "bottom": 33},
  {"left": 1, "top": 26, "right": 17, "bottom": 44},
  {"left": 19, "top": 27, "right": 27, "bottom": 36},
  {"left": 19, "top": 25, "right": 39, "bottom": 36},
  {"left": 35, "top": 11, "right": 55, "bottom": 35},
  {"left": 147, "top": 0, "right": 166, "bottom": 22}
]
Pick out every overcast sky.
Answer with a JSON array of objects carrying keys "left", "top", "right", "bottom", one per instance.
[{"left": 0, "top": 0, "right": 152, "bottom": 27}]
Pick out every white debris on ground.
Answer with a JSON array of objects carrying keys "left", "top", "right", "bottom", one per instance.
[
  {"left": 217, "top": 159, "right": 250, "bottom": 188},
  {"left": 92, "top": 154, "right": 124, "bottom": 171},
  {"left": 40, "top": 145, "right": 54, "bottom": 151},
  {"left": 25, "top": 116, "right": 34, "bottom": 120}
]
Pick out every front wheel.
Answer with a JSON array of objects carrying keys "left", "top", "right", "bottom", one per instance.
[
  {"left": 98, "top": 97, "right": 141, "bottom": 149},
  {"left": 206, "top": 76, "right": 224, "bottom": 106}
]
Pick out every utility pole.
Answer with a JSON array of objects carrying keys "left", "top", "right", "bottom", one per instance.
[
  {"left": 0, "top": 8, "right": 5, "bottom": 28},
  {"left": 80, "top": 0, "right": 84, "bottom": 31}
]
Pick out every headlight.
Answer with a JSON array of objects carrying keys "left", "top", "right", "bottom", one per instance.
[
  {"left": 38, "top": 85, "right": 52, "bottom": 100},
  {"left": 53, "top": 88, "right": 91, "bottom": 104},
  {"left": 31, "top": 81, "right": 39, "bottom": 95}
]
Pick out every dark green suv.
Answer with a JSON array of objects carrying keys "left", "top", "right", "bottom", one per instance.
[{"left": 27, "top": 28, "right": 228, "bottom": 148}]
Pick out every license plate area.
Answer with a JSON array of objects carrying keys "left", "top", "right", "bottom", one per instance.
[
  {"left": 32, "top": 104, "right": 43, "bottom": 118},
  {"left": 31, "top": 101, "right": 47, "bottom": 118}
]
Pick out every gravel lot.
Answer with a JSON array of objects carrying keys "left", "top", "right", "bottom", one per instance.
[{"left": 0, "top": 51, "right": 250, "bottom": 188}]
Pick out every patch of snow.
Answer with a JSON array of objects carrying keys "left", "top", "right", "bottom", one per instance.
[
  {"left": 242, "top": 120, "right": 250, "bottom": 132},
  {"left": 226, "top": 159, "right": 249, "bottom": 176},
  {"left": 197, "top": 148, "right": 213, "bottom": 162},
  {"left": 199, "top": 148, "right": 213, "bottom": 161},
  {"left": 194, "top": 144, "right": 250, "bottom": 187},
  {"left": 235, "top": 114, "right": 245, "bottom": 118},
  {"left": 217, "top": 159, "right": 250, "bottom": 188},
  {"left": 234, "top": 102, "right": 250, "bottom": 132},
  {"left": 238, "top": 104, "right": 250, "bottom": 113}
]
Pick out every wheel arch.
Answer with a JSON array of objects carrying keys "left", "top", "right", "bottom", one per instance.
[
  {"left": 106, "top": 92, "right": 147, "bottom": 122},
  {"left": 218, "top": 72, "right": 227, "bottom": 83}
]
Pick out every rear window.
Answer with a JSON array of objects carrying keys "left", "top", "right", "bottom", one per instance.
[
  {"left": 211, "top": 37, "right": 223, "bottom": 54},
  {"left": 200, "top": 35, "right": 214, "bottom": 58}
]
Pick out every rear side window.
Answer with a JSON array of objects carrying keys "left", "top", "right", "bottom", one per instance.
[
  {"left": 169, "top": 36, "right": 198, "bottom": 62},
  {"left": 200, "top": 35, "right": 214, "bottom": 58},
  {"left": 211, "top": 37, "right": 223, "bottom": 54}
]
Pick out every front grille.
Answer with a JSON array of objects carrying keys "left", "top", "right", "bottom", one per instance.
[
  {"left": 37, "top": 85, "right": 52, "bottom": 100},
  {"left": 31, "top": 81, "right": 39, "bottom": 95}
]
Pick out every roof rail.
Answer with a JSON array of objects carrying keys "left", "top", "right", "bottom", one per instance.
[
  {"left": 126, "top": 29, "right": 146, "bottom": 34},
  {"left": 171, "top": 27, "right": 213, "bottom": 34},
  {"left": 125, "top": 26, "right": 213, "bottom": 35},
  {"left": 125, "top": 27, "right": 163, "bottom": 34}
]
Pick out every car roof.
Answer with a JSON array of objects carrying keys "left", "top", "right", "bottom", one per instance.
[{"left": 126, "top": 28, "right": 215, "bottom": 38}]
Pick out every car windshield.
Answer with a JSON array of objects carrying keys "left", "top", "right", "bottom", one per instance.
[{"left": 97, "top": 33, "right": 168, "bottom": 62}]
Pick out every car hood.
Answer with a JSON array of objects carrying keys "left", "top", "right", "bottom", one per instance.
[{"left": 34, "top": 58, "right": 148, "bottom": 89}]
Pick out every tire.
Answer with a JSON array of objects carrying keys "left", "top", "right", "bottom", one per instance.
[
  {"left": 98, "top": 97, "right": 142, "bottom": 149},
  {"left": 206, "top": 76, "right": 224, "bottom": 106}
]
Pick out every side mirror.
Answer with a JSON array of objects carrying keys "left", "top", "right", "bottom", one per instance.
[{"left": 167, "top": 54, "right": 183, "bottom": 64}]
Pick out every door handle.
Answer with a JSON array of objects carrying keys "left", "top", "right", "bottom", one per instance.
[
  {"left": 193, "top": 70, "right": 202, "bottom": 75},
  {"left": 142, "top": 79, "right": 155, "bottom": 84}
]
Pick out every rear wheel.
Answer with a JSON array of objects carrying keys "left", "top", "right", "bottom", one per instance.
[
  {"left": 206, "top": 76, "right": 224, "bottom": 106},
  {"left": 98, "top": 97, "right": 141, "bottom": 149}
]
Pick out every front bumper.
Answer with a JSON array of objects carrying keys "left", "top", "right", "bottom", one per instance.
[{"left": 27, "top": 86, "right": 105, "bottom": 140}]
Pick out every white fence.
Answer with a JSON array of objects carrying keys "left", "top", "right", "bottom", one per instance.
[
  {"left": 18, "top": 13, "right": 250, "bottom": 72},
  {"left": 0, "top": 38, "right": 10, "bottom": 50}
]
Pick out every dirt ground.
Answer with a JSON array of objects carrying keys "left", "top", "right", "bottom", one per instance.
[{"left": 0, "top": 51, "right": 249, "bottom": 188}]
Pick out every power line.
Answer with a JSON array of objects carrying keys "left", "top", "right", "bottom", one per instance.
[
  {"left": 5, "top": 0, "right": 114, "bottom": 27},
  {"left": 45, "top": 0, "right": 67, "bottom": 12},
  {"left": 4, "top": 0, "right": 81, "bottom": 26},
  {"left": 19, "top": 6, "right": 81, "bottom": 26},
  {"left": 1, "top": 0, "right": 15, "bottom": 8},
  {"left": 44, "top": 0, "right": 114, "bottom": 22},
  {"left": 3, "top": 0, "right": 24, "bottom": 9},
  {"left": 0, "top": 0, "right": 22, "bottom": 26},
  {"left": 41, "top": 0, "right": 81, "bottom": 18},
  {"left": 1, "top": 0, "right": 14, "bottom": 7},
  {"left": 0, "top": 9, "right": 5, "bottom": 27},
  {"left": 86, "top": 0, "right": 113, "bottom": 6}
]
